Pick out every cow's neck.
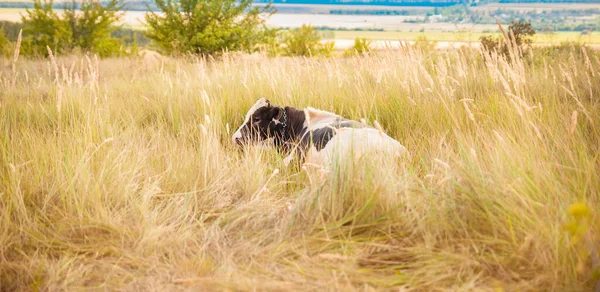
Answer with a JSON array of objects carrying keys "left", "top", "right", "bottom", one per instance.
[{"left": 274, "top": 106, "right": 306, "bottom": 149}]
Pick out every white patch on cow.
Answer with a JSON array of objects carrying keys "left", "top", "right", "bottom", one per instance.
[
  {"left": 303, "top": 107, "right": 341, "bottom": 131},
  {"left": 304, "top": 128, "right": 408, "bottom": 166},
  {"left": 299, "top": 106, "right": 408, "bottom": 166},
  {"left": 232, "top": 98, "right": 269, "bottom": 142}
]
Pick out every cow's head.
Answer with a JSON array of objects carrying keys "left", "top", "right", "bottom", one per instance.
[{"left": 232, "top": 98, "right": 284, "bottom": 145}]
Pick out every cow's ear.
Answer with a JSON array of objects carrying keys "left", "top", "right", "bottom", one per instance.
[
  {"left": 265, "top": 99, "right": 271, "bottom": 107},
  {"left": 267, "top": 106, "right": 281, "bottom": 119}
]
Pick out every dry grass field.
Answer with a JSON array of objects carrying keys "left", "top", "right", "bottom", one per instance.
[{"left": 1, "top": 45, "right": 599, "bottom": 290}]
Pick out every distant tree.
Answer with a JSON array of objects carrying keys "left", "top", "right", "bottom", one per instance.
[
  {"left": 480, "top": 20, "right": 536, "bottom": 58},
  {"left": 507, "top": 20, "right": 535, "bottom": 47},
  {"left": 22, "top": 0, "right": 125, "bottom": 57},
  {"left": 63, "top": 0, "right": 125, "bottom": 56},
  {"left": 145, "top": 0, "right": 277, "bottom": 56},
  {"left": 22, "top": 0, "right": 71, "bottom": 56}
]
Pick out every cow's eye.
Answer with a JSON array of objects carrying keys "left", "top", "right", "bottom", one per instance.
[{"left": 253, "top": 117, "right": 260, "bottom": 122}]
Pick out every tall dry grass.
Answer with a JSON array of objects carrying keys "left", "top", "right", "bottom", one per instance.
[{"left": 0, "top": 46, "right": 599, "bottom": 290}]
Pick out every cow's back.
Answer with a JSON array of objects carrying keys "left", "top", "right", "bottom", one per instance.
[{"left": 305, "top": 127, "right": 408, "bottom": 166}]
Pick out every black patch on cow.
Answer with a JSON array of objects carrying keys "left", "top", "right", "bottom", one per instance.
[
  {"left": 283, "top": 107, "right": 307, "bottom": 141},
  {"left": 301, "top": 118, "right": 367, "bottom": 151}
]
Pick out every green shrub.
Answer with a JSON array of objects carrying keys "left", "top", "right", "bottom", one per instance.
[
  {"left": 22, "top": 0, "right": 71, "bottom": 56},
  {"left": 21, "top": 0, "right": 127, "bottom": 57},
  {"left": 343, "top": 37, "right": 372, "bottom": 57},
  {"left": 281, "top": 25, "right": 336, "bottom": 57},
  {"left": 145, "top": 0, "right": 276, "bottom": 56},
  {"left": 0, "top": 30, "right": 11, "bottom": 57},
  {"left": 282, "top": 25, "right": 321, "bottom": 57},
  {"left": 319, "top": 40, "right": 336, "bottom": 58}
]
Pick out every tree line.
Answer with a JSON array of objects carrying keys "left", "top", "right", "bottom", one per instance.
[
  {"left": 0, "top": 0, "right": 277, "bottom": 57},
  {"left": 1, "top": 0, "right": 391, "bottom": 58},
  {"left": 0, "top": 0, "right": 564, "bottom": 59}
]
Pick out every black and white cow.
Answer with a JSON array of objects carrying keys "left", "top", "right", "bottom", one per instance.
[{"left": 232, "top": 98, "right": 407, "bottom": 165}]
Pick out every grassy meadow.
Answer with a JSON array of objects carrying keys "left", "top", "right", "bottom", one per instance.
[{"left": 1, "top": 46, "right": 599, "bottom": 290}]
